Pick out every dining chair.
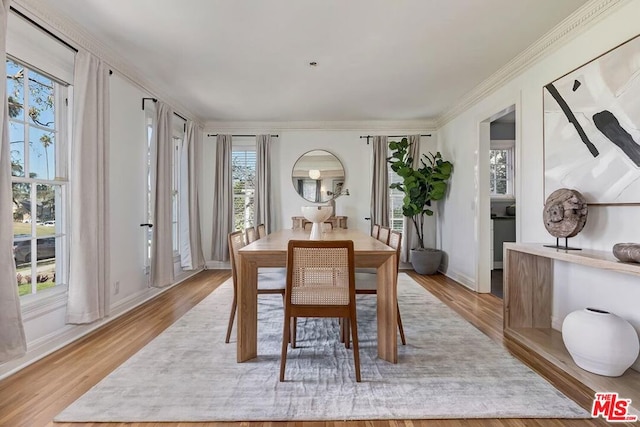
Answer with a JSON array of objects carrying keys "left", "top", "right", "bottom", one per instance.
[
  {"left": 351, "top": 229, "right": 406, "bottom": 345},
  {"left": 371, "top": 224, "right": 380, "bottom": 239},
  {"left": 225, "top": 231, "right": 285, "bottom": 343},
  {"left": 377, "top": 226, "right": 390, "bottom": 245},
  {"left": 280, "top": 240, "right": 361, "bottom": 382},
  {"left": 245, "top": 226, "right": 258, "bottom": 243},
  {"left": 256, "top": 223, "right": 267, "bottom": 239}
]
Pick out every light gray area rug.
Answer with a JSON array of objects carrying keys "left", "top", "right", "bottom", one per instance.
[{"left": 56, "top": 273, "right": 588, "bottom": 422}]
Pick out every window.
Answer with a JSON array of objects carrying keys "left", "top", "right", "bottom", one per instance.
[
  {"left": 8, "top": 57, "right": 68, "bottom": 297},
  {"left": 388, "top": 147, "right": 404, "bottom": 232},
  {"left": 489, "top": 143, "right": 514, "bottom": 198},
  {"left": 232, "top": 146, "right": 256, "bottom": 231}
]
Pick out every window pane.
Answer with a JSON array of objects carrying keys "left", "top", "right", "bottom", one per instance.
[
  {"left": 6, "top": 59, "right": 24, "bottom": 121},
  {"left": 12, "top": 182, "right": 31, "bottom": 237},
  {"left": 30, "top": 128, "right": 55, "bottom": 180},
  {"left": 36, "top": 183, "right": 57, "bottom": 237},
  {"left": 9, "top": 122, "right": 25, "bottom": 177},
  {"left": 232, "top": 149, "right": 256, "bottom": 231},
  {"left": 27, "top": 74, "right": 55, "bottom": 129}
]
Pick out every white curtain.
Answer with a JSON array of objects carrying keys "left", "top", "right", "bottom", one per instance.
[
  {"left": 401, "top": 135, "right": 421, "bottom": 262},
  {"left": 211, "top": 134, "right": 233, "bottom": 261},
  {"left": 0, "top": 0, "right": 27, "bottom": 362},
  {"left": 255, "top": 134, "right": 272, "bottom": 233},
  {"left": 179, "top": 121, "right": 205, "bottom": 269},
  {"left": 150, "top": 102, "right": 174, "bottom": 288},
  {"left": 66, "top": 50, "right": 111, "bottom": 324},
  {"left": 370, "top": 135, "right": 389, "bottom": 228}
]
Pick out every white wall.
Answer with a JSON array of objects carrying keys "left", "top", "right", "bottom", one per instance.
[
  {"left": 438, "top": 1, "right": 640, "bottom": 369},
  {"left": 108, "top": 74, "right": 149, "bottom": 304}
]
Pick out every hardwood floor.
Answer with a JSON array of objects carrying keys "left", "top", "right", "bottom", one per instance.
[{"left": 0, "top": 269, "right": 613, "bottom": 427}]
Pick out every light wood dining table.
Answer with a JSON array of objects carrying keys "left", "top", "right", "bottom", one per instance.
[{"left": 237, "top": 228, "right": 398, "bottom": 363}]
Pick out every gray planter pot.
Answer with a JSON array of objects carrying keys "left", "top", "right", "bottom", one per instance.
[{"left": 410, "top": 248, "right": 443, "bottom": 275}]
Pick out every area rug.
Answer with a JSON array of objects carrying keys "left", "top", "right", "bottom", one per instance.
[{"left": 55, "top": 273, "right": 588, "bottom": 422}]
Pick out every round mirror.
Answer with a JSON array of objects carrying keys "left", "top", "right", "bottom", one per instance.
[{"left": 291, "top": 150, "right": 345, "bottom": 203}]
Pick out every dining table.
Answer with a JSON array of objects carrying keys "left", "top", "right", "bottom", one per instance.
[{"left": 237, "top": 228, "right": 398, "bottom": 363}]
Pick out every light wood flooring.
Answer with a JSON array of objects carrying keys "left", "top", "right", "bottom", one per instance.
[{"left": 0, "top": 269, "right": 615, "bottom": 427}]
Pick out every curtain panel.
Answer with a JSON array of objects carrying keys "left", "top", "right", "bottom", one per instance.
[
  {"left": 180, "top": 121, "right": 205, "bottom": 269},
  {"left": 0, "top": 0, "right": 27, "bottom": 362},
  {"left": 370, "top": 135, "right": 389, "bottom": 228},
  {"left": 211, "top": 134, "right": 233, "bottom": 261},
  {"left": 66, "top": 50, "right": 111, "bottom": 324},
  {"left": 149, "top": 102, "right": 174, "bottom": 288},
  {"left": 255, "top": 134, "right": 272, "bottom": 233}
]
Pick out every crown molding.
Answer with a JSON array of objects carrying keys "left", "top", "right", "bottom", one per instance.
[
  {"left": 13, "top": 0, "right": 204, "bottom": 126},
  {"left": 436, "top": 0, "right": 626, "bottom": 127},
  {"left": 204, "top": 119, "right": 437, "bottom": 133}
]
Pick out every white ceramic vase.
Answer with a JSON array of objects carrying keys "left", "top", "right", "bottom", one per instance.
[
  {"left": 562, "top": 308, "right": 639, "bottom": 377},
  {"left": 300, "top": 206, "right": 332, "bottom": 240}
]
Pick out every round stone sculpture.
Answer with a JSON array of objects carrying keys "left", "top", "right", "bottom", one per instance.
[
  {"left": 562, "top": 308, "right": 640, "bottom": 377},
  {"left": 543, "top": 188, "right": 588, "bottom": 238},
  {"left": 612, "top": 243, "right": 640, "bottom": 263}
]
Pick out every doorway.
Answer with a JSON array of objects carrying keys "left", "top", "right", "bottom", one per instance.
[
  {"left": 489, "top": 110, "right": 516, "bottom": 298},
  {"left": 476, "top": 104, "right": 518, "bottom": 297}
]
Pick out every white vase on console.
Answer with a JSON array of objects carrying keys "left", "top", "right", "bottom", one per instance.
[
  {"left": 562, "top": 307, "right": 639, "bottom": 377},
  {"left": 301, "top": 206, "right": 332, "bottom": 240}
]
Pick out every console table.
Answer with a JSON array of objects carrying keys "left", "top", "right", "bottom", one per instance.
[
  {"left": 292, "top": 215, "right": 348, "bottom": 230},
  {"left": 503, "top": 243, "right": 640, "bottom": 414}
]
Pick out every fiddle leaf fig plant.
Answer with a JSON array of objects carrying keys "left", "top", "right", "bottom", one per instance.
[{"left": 388, "top": 138, "right": 453, "bottom": 249}]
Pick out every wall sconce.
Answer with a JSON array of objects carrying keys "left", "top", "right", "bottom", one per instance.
[{"left": 308, "top": 169, "right": 321, "bottom": 180}]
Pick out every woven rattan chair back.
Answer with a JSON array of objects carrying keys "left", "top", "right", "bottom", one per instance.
[
  {"left": 256, "top": 224, "right": 267, "bottom": 239},
  {"left": 245, "top": 227, "right": 258, "bottom": 243},
  {"left": 280, "top": 240, "right": 361, "bottom": 382},
  {"left": 377, "top": 226, "right": 390, "bottom": 245},
  {"left": 371, "top": 224, "right": 380, "bottom": 239}
]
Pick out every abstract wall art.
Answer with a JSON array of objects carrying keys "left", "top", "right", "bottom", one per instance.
[{"left": 544, "top": 33, "right": 640, "bottom": 204}]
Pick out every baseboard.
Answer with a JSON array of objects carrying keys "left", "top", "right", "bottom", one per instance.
[
  {"left": 440, "top": 268, "right": 476, "bottom": 291},
  {"left": 0, "top": 269, "right": 203, "bottom": 381},
  {"left": 206, "top": 260, "right": 230, "bottom": 269}
]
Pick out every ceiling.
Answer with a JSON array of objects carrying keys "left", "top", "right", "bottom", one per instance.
[{"left": 46, "top": 0, "right": 589, "bottom": 124}]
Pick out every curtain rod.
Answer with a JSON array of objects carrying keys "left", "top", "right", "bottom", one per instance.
[
  {"left": 141, "top": 97, "right": 187, "bottom": 122},
  {"left": 10, "top": 6, "right": 78, "bottom": 53},
  {"left": 360, "top": 134, "right": 432, "bottom": 145},
  {"left": 206, "top": 134, "right": 279, "bottom": 138}
]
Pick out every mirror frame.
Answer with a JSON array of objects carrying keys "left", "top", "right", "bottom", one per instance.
[{"left": 291, "top": 150, "right": 345, "bottom": 203}]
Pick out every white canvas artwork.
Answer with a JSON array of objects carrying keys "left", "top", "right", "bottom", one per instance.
[{"left": 544, "top": 34, "right": 640, "bottom": 204}]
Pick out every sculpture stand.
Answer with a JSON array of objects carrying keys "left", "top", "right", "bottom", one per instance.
[
  {"left": 544, "top": 237, "right": 582, "bottom": 251},
  {"left": 309, "top": 222, "right": 323, "bottom": 240}
]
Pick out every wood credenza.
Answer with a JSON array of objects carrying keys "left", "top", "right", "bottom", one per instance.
[
  {"left": 291, "top": 216, "right": 348, "bottom": 230},
  {"left": 503, "top": 243, "right": 640, "bottom": 414}
]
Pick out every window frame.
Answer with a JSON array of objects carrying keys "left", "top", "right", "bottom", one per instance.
[
  {"left": 8, "top": 55, "right": 70, "bottom": 302},
  {"left": 231, "top": 140, "right": 257, "bottom": 232},
  {"left": 489, "top": 140, "right": 515, "bottom": 200}
]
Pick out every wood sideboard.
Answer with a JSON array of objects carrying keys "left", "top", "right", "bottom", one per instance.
[
  {"left": 291, "top": 216, "right": 348, "bottom": 230},
  {"left": 503, "top": 243, "right": 640, "bottom": 414}
]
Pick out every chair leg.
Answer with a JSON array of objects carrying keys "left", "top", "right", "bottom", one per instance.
[
  {"left": 342, "top": 318, "right": 351, "bottom": 348},
  {"left": 397, "top": 303, "right": 406, "bottom": 345},
  {"left": 225, "top": 295, "right": 237, "bottom": 344},
  {"left": 349, "top": 309, "right": 361, "bottom": 382},
  {"left": 280, "top": 312, "right": 291, "bottom": 382},
  {"left": 291, "top": 317, "right": 297, "bottom": 348}
]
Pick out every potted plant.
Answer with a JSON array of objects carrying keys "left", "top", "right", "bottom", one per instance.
[{"left": 388, "top": 138, "right": 453, "bottom": 274}]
